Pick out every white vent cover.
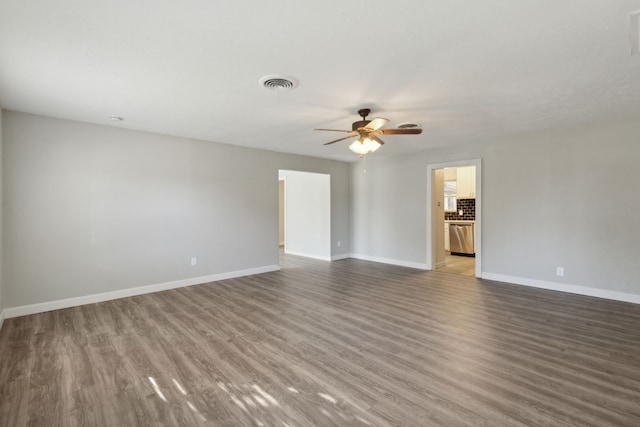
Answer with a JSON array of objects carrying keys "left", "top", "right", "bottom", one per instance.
[
  {"left": 259, "top": 75, "right": 299, "bottom": 90},
  {"left": 397, "top": 122, "right": 421, "bottom": 129}
]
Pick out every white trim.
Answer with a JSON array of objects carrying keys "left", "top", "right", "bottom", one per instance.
[
  {"left": 0, "top": 310, "right": 5, "bottom": 331},
  {"left": 280, "top": 176, "right": 287, "bottom": 251},
  {"left": 482, "top": 272, "right": 640, "bottom": 305},
  {"left": 350, "top": 253, "right": 428, "bottom": 270},
  {"left": 427, "top": 159, "right": 482, "bottom": 278},
  {"left": 284, "top": 250, "right": 331, "bottom": 261},
  {"left": 331, "top": 253, "right": 351, "bottom": 261},
  {"left": 3, "top": 265, "right": 281, "bottom": 319}
]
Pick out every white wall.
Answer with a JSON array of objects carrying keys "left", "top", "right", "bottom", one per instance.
[
  {"left": 0, "top": 107, "right": 4, "bottom": 326},
  {"left": 351, "top": 118, "right": 640, "bottom": 302},
  {"left": 279, "top": 170, "right": 331, "bottom": 260},
  {"left": 350, "top": 155, "right": 432, "bottom": 268},
  {"left": 2, "top": 111, "right": 350, "bottom": 310}
]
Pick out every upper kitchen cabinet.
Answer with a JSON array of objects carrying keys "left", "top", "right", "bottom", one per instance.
[{"left": 456, "top": 166, "right": 476, "bottom": 198}]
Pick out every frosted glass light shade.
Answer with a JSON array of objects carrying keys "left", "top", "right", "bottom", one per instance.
[{"left": 349, "top": 137, "right": 381, "bottom": 155}]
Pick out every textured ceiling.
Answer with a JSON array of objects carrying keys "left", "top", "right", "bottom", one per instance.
[{"left": 1, "top": 0, "right": 639, "bottom": 162}]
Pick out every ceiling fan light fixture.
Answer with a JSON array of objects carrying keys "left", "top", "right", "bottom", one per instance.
[
  {"left": 349, "top": 137, "right": 381, "bottom": 155},
  {"left": 317, "top": 108, "right": 421, "bottom": 155}
]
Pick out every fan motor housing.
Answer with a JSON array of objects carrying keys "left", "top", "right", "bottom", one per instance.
[{"left": 352, "top": 120, "right": 371, "bottom": 130}]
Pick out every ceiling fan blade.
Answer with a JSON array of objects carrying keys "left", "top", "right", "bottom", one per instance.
[
  {"left": 379, "top": 128, "right": 423, "bottom": 135},
  {"left": 323, "top": 133, "right": 358, "bottom": 145},
  {"left": 364, "top": 118, "right": 389, "bottom": 131},
  {"left": 314, "top": 128, "right": 353, "bottom": 132},
  {"left": 369, "top": 134, "right": 385, "bottom": 145}
]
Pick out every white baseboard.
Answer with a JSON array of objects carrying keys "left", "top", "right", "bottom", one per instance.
[
  {"left": 331, "top": 253, "right": 351, "bottom": 261},
  {"left": 482, "top": 272, "right": 640, "bottom": 305},
  {"left": 284, "top": 250, "right": 332, "bottom": 262},
  {"left": 350, "top": 253, "right": 429, "bottom": 270},
  {"left": 3, "top": 265, "right": 281, "bottom": 319}
]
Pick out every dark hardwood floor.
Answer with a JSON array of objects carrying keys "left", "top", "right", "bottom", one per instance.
[{"left": 1, "top": 254, "right": 639, "bottom": 426}]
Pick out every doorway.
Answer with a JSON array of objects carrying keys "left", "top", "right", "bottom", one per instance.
[
  {"left": 278, "top": 170, "right": 331, "bottom": 261},
  {"left": 426, "top": 159, "right": 482, "bottom": 277}
]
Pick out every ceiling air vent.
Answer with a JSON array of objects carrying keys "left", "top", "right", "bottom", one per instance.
[
  {"left": 397, "top": 122, "right": 421, "bottom": 129},
  {"left": 259, "top": 75, "right": 299, "bottom": 90}
]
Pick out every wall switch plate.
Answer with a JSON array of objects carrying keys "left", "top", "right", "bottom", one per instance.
[
  {"left": 337, "top": 241, "right": 341, "bottom": 247},
  {"left": 556, "top": 267, "right": 564, "bottom": 277},
  {"left": 191, "top": 257, "right": 197, "bottom": 266}
]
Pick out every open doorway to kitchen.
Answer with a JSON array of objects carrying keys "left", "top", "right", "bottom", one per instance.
[
  {"left": 278, "top": 170, "right": 331, "bottom": 261},
  {"left": 426, "top": 159, "right": 482, "bottom": 277}
]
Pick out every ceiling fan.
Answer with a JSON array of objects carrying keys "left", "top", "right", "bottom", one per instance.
[{"left": 315, "top": 108, "right": 423, "bottom": 155}]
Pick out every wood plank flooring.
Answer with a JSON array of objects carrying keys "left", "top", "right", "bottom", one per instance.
[
  {"left": 1, "top": 254, "right": 640, "bottom": 426},
  {"left": 435, "top": 253, "right": 475, "bottom": 276}
]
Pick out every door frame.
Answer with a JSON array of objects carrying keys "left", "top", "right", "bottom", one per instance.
[
  {"left": 426, "top": 159, "right": 482, "bottom": 277},
  {"left": 279, "top": 178, "right": 286, "bottom": 248}
]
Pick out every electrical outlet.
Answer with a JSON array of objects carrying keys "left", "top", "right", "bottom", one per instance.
[
  {"left": 191, "top": 257, "right": 197, "bottom": 266},
  {"left": 556, "top": 267, "right": 564, "bottom": 277},
  {"left": 337, "top": 241, "right": 341, "bottom": 247}
]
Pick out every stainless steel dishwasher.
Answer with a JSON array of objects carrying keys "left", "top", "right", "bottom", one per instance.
[{"left": 449, "top": 223, "right": 475, "bottom": 256}]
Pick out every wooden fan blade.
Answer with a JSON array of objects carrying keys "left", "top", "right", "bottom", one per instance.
[
  {"left": 314, "top": 128, "right": 353, "bottom": 132},
  {"left": 379, "top": 128, "right": 423, "bottom": 135},
  {"left": 369, "top": 134, "right": 385, "bottom": 145},
  {"left": 323, "top": 133, "right": 358, "bottom": 145},
  {"left": 364, "top": 118, "right": 389, "bottom": 131}
]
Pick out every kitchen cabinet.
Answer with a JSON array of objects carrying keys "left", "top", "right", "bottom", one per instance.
[
  {"left": 444, "top": 168, "right": 457, "bottom": 181},
  {"left": 456, "top": 166, "right": 476, "bottom": 198}
]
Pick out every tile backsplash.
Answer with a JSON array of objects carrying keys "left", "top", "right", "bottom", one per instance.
[{"left": 445, "top": 198, "right": 475, "bottom": 221}]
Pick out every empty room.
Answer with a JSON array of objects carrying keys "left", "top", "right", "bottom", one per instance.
[{"left": 1, "top": 1, "right": 639, "bottom": 426}]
